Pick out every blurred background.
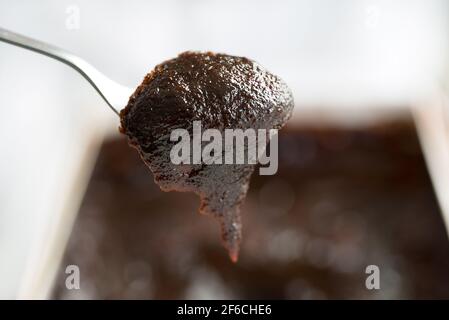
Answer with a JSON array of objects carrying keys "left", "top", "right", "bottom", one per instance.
[{"left": 1, "top": 0, "right": 449, "bottom": 299}]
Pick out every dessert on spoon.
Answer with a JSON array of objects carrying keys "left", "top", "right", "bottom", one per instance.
[{"left": 0, "top": 29, "right": 293, "bottom": 261}]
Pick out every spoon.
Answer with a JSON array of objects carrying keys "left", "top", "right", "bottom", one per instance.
[{"left": 0, "top": 27, "right": 133, "bottom": 116}]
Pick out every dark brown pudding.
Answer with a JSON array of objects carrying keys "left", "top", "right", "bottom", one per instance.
[
  {"left": 119, "top": 52, "right": 294, "bottom": 261},
  {"left": 53, "top": 120, "right": 449, "bottom": 299}
]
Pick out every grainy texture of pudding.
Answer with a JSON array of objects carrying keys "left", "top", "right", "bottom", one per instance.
[{"left": 120, "top": 52, "right": 294, "bottom": 261}]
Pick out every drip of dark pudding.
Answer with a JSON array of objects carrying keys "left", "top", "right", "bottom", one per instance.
[{"left": 120, "top": 52, "right": 293, "bottom": 261}]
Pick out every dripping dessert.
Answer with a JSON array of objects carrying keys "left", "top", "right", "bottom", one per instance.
[{"left": 120, "top": 51, "right": 294, "bottom": 261}]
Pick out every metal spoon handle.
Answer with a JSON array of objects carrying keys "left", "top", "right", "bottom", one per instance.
[{"left": 0, "top": 27, "right": 132, "bottom": 115}]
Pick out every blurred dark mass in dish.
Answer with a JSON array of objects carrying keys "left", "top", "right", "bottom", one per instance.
[{"left": 53, "top": 116, "right": 449, "bottom": 299}]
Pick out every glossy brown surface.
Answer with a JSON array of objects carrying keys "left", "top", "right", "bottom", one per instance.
[
  {"left": 120, "top": 52, "right": 294, "bottom": 260},
  {"left": 53, "top": 120, "right": 449, "bottom": 299}
]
